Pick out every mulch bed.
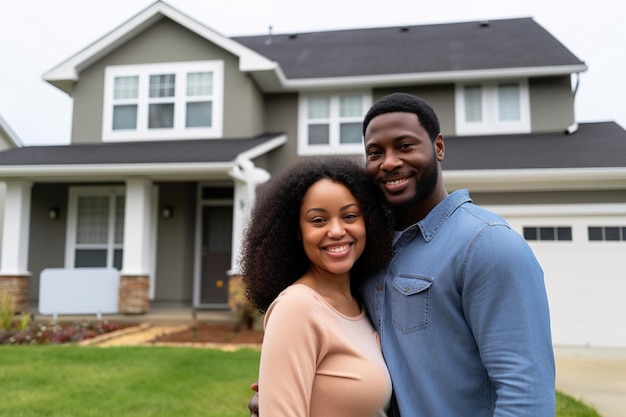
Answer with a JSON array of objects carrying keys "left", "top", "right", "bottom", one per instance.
[{"left": 153, "top": 322, "right": 264, "bottom": 344}]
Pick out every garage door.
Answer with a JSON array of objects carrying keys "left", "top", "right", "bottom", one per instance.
[{"left": 487, "top": 203, "right": 626, "bottom": 348}]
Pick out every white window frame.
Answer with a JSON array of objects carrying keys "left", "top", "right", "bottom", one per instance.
[
  {"left": 455, "top": 79, "right": 530, "bottom": 136},
  {"left": 297, "top": 91, "right": 372, "bottom": 155},
  {"left": 65, "top": 186, "right": 125, "bottom": 269},
  {"left": 102, "top": 61, "right": 224, "bottom": 141}
]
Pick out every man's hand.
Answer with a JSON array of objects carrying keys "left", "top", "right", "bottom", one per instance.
[{"left": 248, "top": 381, "right": 259, "bottom": 417}]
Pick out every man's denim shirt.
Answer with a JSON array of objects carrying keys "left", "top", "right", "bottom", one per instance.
[{"left": 362, "top": 189, "right": 555, "bottom": 417}]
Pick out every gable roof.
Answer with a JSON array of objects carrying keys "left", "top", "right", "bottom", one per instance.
[
  {"left": 43, "top": 1, "right": 277, "bottom": 94},
  {"left": 234, "top": 17, "right": 586, "bottom": 89},
  {"left": 43, "top": 2, "right": 587, "bottom": 94},
  {"left": 0, "top": 113, "right": 24, "bottom": 148}
]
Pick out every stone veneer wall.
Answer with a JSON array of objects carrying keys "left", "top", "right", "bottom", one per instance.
[
  {"left": 0, "top": 275, "right": 30, "bottom": 313},
  {"left": 118, "top": 275, "right": 149, "bottom": 314}
]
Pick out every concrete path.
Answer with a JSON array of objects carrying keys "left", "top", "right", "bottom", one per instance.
[{"left": 554, "top": 346, "right": 626, "bottom": 417}]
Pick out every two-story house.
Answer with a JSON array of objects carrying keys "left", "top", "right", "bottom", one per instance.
[{"left": 0, "top": 1, "right": 624, "bottom": 346}]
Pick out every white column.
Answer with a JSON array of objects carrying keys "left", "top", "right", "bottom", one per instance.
[
  {"left": 0, "top": 180, "right": 32, "bottom": 275},
  {"left": 121, "top": 178, "right": 153, "bottom": 276}
]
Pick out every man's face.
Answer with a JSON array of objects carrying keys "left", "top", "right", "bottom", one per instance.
[{"left": 364, "top": 112, "right": 441, "bottom": 209}]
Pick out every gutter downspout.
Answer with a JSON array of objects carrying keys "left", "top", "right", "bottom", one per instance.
[
  {"left": 566, "top": 72, "right": 581, "bottom": 135},
  {"left": 228, "top": 156, "right": 271, "bottom": 275}
]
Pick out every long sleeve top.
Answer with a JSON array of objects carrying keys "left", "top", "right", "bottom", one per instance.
[
  {"left": 362, "top": 189, "right": 556, "bottom": 417},
  {"left": 259, "top": 284, "right": 392, "bottom": 417}
]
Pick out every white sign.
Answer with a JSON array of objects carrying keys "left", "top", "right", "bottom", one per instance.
[{"left": 39, "top": 268, "right": 120, "bottom": 319}]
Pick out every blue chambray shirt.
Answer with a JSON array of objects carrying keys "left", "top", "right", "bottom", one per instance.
[{"left": 362, "top": 189, "right": 555, "bottom": 417}]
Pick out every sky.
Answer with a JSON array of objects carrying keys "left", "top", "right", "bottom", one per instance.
[{"left": 1, "top": 0, "right": 624, "bottom": 146}]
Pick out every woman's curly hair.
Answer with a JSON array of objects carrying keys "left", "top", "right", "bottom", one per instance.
[{"left": 240, "top": 157, "right": 394, "bottom": 313}]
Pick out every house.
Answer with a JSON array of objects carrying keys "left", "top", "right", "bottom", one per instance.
[{"left": 0, "top": 1, "right": 624, "bottom": 346}]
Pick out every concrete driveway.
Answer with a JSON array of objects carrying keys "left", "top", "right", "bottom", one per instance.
[{"left": 555, "top": 346, "right": 626, "bottom": 417}]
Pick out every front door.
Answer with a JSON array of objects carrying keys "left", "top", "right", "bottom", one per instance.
[{"left": 198, "top": 204, "right": 232, "bottom": 307}]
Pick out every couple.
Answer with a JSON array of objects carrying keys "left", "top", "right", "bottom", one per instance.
[{"left": 241, "top": 93, "right": 556, "bottom": 417}]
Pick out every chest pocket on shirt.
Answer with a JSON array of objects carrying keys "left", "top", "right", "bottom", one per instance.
[{"left": 391, "top": 275, "right": 433, "bottom": 333}]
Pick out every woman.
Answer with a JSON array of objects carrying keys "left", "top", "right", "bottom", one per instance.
[{"left": 241, "top": 157, "right": 394, "bottom": 417}]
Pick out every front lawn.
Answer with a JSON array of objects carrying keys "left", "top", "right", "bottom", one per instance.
[{"left": 0, "top": 345, "right": 601, "bottom": 417}]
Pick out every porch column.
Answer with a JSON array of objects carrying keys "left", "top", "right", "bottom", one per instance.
[
  {"left": 0, "top": 180, "right": 32, "bottom": 313},
  {"left": 119, "top": 178, "right": 153, "bottom": 314}
]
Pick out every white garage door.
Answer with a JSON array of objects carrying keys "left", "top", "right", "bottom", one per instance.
[{"left": 487, "top": 203, "right": 626, "bottom": 348}]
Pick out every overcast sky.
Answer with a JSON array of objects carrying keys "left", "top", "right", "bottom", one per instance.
[{"left": 1, "top": 0, "right": 624, "bottom": 145}]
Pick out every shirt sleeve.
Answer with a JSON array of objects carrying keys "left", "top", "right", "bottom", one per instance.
[
  {"left": 463, "top": 224, "right": 556, "bottom": 417},
  {"left": 258, "top": 287, "right": 329, "bottom": 417}
]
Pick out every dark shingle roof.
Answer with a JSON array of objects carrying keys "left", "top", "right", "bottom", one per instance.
[
  {"left": 0, "top": 134, "right": 281, "bottom": 166},
  {"left": 442, "top": 122, "right": 626, "bottom": 170},
  {"left": 234, "top": 18, "right": 584, "bottom": 79}
]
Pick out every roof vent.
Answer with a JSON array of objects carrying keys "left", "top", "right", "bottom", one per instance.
[
  {"left": 479, "top": 20, "right": 490, "bottom": 27},
  {"left": 265, "top": 25, "right": 273, "bottom": 45},
  {"left": 289, "top": 34, "right": 298, "bottom": 39},
  {"left": 400, "top": 27, "right": 409, "bottom": 32}
]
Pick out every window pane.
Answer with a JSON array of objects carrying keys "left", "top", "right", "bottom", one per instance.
[
  {"left": 187, "top": 72, "right": 213, "bottom": 96},
  {"left": 114, "top": 76, "right": 139, "bottom": 99},
  {"left": 622, "top": 227, "right": 626, "bottom": 241},
  {"left": 339, "top": 123, "right": 362, "bottom": 144},
  {"left": 112, "top": 105, "right": 138, "bottom": 130},
  {"left": 339, "top": 95, "right": 362, "bottom": 117},
  {"left": 523, "top": 227, "right": 538, "bottom": 241},
  {"left": 148, "top": 103, "right": 174, "bottom": 128},
  {"left": 75, "top": 250, "right": 107, "bottom": 268},
  {"left": 464, "top": 85, "right": 482, "bottom": 122},
  {"left": 113, "top": 249, "right": 123, "bottom": 270},
  {"left": 308, "top": 124, "right": 329, "bottom": 145},
  {"left": 76, "top": 196, "right": 109, "bottom": 244},
  {"left": 588, "top": 227, "right": 603, "bottom": 241},
  {"left": 605, "top": 227, "right": 620, "bottom": 241},
  {"left": 557, "top": 227, "right": 572, "bottom": 241},
  {"left": 149, "top": 74, "right": 176, "bottom": 98},
  {"left": 307, "top": 97, "right": 330, "bottom": 119},
  {"left": 539, "top": 227, "right": 555, "bottom": 241},
  {"left": 186, "top": 101, "right": 213, "bottom": 127},
  {"left": 115, "top": 196, "right": 125, "bottom": 244},
  {"left": 498, "top": 83, "right": 520, "bottom": 121}
]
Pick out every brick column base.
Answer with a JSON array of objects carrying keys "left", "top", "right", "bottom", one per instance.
[
  {"left": 119, "top": 275, "right": 150, "bottom": 315},
  {"left": 0, "top": 275, "right": 30, "bottom": 313}
]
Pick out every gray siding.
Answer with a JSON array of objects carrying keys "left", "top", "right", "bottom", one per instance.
[{"left": 71, "top": 18, "right": 265, "bottom": 144}]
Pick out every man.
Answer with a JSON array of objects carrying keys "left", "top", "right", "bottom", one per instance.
[{"left": 250, "top": 92, "right": 555, "bottom": 416}]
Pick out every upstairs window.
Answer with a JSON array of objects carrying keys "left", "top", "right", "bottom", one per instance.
[
  {"left": 103, "top": 61, "right": 223, "bottom": 141},
  {"left": 298, "top": 92, "right": 371, "bottom": 155},
  {"left": 455, "top": 80, "right": 530, "bottom": 136}
]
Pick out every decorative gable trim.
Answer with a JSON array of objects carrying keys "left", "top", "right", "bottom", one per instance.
[{"left": 43, "top": 1, "right": 276, "bottom": 94}]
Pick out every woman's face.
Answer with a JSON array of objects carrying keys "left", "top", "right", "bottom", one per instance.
[{"left": 299, "top": 178, "right": 366, "bottom": 276}]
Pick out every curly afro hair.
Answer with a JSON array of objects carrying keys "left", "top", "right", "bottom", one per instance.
[
  {"left": 362, "top": 92, "right": 441, "bottom": 141},
  {"left": 240, "top": 157, "right": 394, "bottom": 313}
]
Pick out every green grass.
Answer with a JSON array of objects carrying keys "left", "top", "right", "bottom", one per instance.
[
  {"left": 0, "top": 345, "right": 602, "bottom": 417},
  {"left": 0, "top": 346, "right": 260, "bottom": 417}
]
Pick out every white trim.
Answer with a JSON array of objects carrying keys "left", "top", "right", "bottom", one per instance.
[
  {"left": 0, "top": 113, "right": 24, "bottom": 147},
  {"left": 263, "top": 64, "right": 588, "bottom": 92},
  {"left": 454, "top": 79, "right": 531, "bottom": 135},
  {"left": 43, "top": 2, "right": 276, "bottom": 92},
  {"left": 484, "top": 203, "right": 626, "bottom": 217},
  {"left": 297, "top": 91, "right": 371, "bottom": 156},
  {"left": 0, "top": 181, "right": 32, "bottom": 275},
  {"left": 65, "top": 186, "right": 125, "bottom": 269},
  {"left": 443, "top": 167, "right": 626, "bottom": 192},
  {"left": 102, "top": 61, "right": 224, "bottom": 141}
]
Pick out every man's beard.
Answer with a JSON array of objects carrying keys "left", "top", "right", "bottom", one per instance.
[{"left": 394, "top": 149, "right": 439, "bottom": 212}]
